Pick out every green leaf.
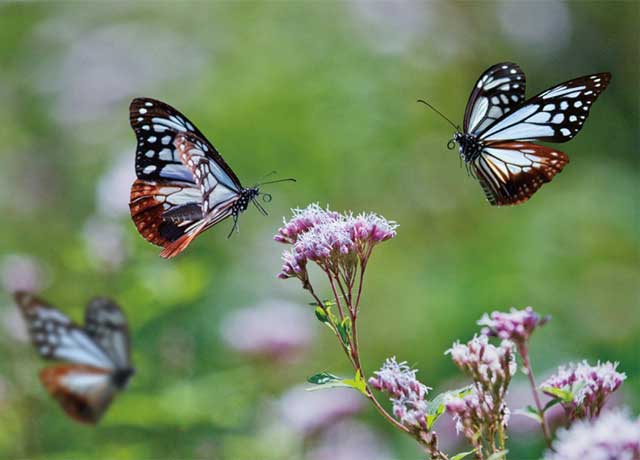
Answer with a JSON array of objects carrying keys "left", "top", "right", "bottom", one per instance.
[
  {"left": 336, "top": 317, "right": 352, "bottom": 348},
  {"left": 513, "top": 406, "right": 542, "bottom": 423},
  {"left": 540, "top": 386, "right": 574, "bottom": 403},
  {"left": 308, "top": 372, "right": 341, "bottom": 385},
  {"left": 486, "top": 450, "right": 508, "bottom": 460},
  {"left": 451, "top": 450, "right": 476, "bottom": 460},
  {"left": 542, "top": 398, "right": 561, "bottom": 413},
  {"left": 308, "top": 299, "right": 337, "bottom": 308},
  {"left": 342, "top": 370, "right": 368, "bottom": 396}
]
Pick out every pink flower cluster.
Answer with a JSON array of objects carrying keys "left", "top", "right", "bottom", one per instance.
[
  {"left": 447, "top": 335, "right": 517, "bottom": 385},
  {"left": 275, "top": 204, "right": 398, "bottom": 280},
  {"left": 445, "top": 387, "right": 510, "bottom": 436},
  {"left": 541, "top": 361, "right": 626, "bottom": 420},
  {"left": 369, "top": 357, "right": 431, "bottom": 430},
  {"left": 478, "top": 307, "right": 548, "bottom": 344},
  {"left": 546, "top": 409, "right": 640, "bottom": 460}
]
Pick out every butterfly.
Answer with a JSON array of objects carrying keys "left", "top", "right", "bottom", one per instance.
[
  {"left": 14, "top": 291, "right": 134, "bottom": 424},
  {"left": 129, "top": 98, "right": 288, "bottom": 258},
  {"left": 422, "top": 62, "right": 611, "bottom": 205}
]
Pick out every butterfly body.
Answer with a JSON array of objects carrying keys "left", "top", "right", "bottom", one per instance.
[
  {"left": 454, "top": 132, "right": 484, "bottom": 163},
  {"left": 445, "top": 62, "right": 610, "bottom": 206},
  {"left": 14, "top": 292, "right": 133, "bottom": 424},
  {"left": 129, "top": 98, "right": 265, "bottom": 258}
]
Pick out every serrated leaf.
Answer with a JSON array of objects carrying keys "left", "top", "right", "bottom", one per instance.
[
  {"left": 513, "top": 406, "right": 542, "bottom": 423},
  {"left": 308, "top": 372, "right": 341, "bottom": 385},
  {"left": 451, "top": 450, "right": 476, "bottom": 460},
  {"left": 541, "top": 386, "right": 573, "bottom": 403},
  {"left": 486, "top": 450, "right": 508, "bottom": 460}
]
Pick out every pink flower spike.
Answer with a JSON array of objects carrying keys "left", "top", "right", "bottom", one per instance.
[{"left": 478, "top": 306, "right": 548, "bottom": 344}]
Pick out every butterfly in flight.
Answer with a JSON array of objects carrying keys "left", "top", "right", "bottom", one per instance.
[
  {"left": 419, "top": 62, "right": 611, "bottom": 205},
  {"left": 14, "top": 292, "right": 134, "bottom": 424},
  {"left": 129, "top": 98, "right": 292, "bottom": 258}
]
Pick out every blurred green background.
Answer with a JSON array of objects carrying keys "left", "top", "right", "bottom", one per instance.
[{"left": 0, "top": 2, "right": 638, "bottom": 459}]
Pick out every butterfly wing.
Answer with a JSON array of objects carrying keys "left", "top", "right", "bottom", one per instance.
[
  {"left": 39, "top": 364, "right": 117, "bottom": 424},
  {"left": 471, "top": 142, "right": 569, "bottom": 205},
  {"left": 129, "top": 98, "right": 244, "bottom": 258},
  {"left": 14, "top": 292, "right": 114, "bottom": 369},
  {"left": 129, "top": 97, "right": 243, "bottom": 186},
  {"left": 84, "top": 298, "right": 131, "bottom": 370},
  {"left": 463, "top": 62, "right": 526, "bottom": 135},
  {"left": 479, "top": 73, "right": 611, "bottom": 143}
]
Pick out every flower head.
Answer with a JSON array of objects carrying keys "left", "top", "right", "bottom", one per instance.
[
  {"left": 369, "top": 357, "right": 431, "bottom": 430},
  {"left": 541, "top": 361, "right": 626, "bottom": 420},
  {"left": 445, "top": 386, "right": 510, "bottom": 437},
  {"left": 275, "top": 204, "right": 397, "bottom": 282},
  {"left": 274, "top": 203, "right": 340, "bottom": 244},
  {"left": 478, "top": 307, "right": 548, "bottom": 344},
  {"left": 545, "top": 409, "right": 640, "bottom": 460},
  {"left": 447, "top": 335, "right": 516, "bottom": 386}
]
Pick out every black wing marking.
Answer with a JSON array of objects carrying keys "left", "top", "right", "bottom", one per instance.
[
  {"left": 463, "top": 62, "right": 526, "bottom": 135},
  {"left": 481, "top": 73, "right": 611, "bottom": 143},
  {"left": 84, "top": 298, "right": 131, "bottom": 370}
]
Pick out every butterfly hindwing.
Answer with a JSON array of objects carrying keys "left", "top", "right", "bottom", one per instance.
[
  {"left": 129, "top": 178, "right": 203, "bottom": 247},
  {"left": 39, "top": 364, "right": 116, "bottom": 424},
  {"left": 473, "top": 142, "right": 569, "bottom": 205},
  {"left": 464, "top": 62, "right": 526, "bottom": 135},
  {"left": 480, "top": 73, "right": 611, "bottom": 143}
]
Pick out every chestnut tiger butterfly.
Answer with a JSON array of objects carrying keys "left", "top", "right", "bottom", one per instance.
[
  {"left": 14, "top": 292, "right": 134, "bottom": 424},
  {"left": 129, "top": 98, "right": 293, "bottom": 258},
  {"left": 419, "top": 62, "right": 611, "bottom": 205}
]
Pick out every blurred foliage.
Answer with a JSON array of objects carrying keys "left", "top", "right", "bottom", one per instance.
[{"left": 0, "top": 2, "right": 638, "bottom": 459}]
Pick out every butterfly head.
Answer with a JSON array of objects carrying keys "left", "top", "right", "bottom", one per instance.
[
  {"left": 453, "top": 132, "right": 482, "bottom": 163},
  {"left": 112, "top": 367, "right": 135, "bottom": 390}
]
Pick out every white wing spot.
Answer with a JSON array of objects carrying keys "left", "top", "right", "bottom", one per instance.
[
  {"left": 148, "top": 136, "right": 157, "bottom": 143},
  {"left": 543, "top": 104, "right": 555, "bottom": 111},
  {"left": 142, "top": 125, "right": 150, "bottom": 131},
  {"left": 145, "top": 102, "right": 153, "bottom": 107},
  {"left": 569, "top": 115, "right": 577, "bottom": 122},
  {"left": 145, "top": 150, "right": 154, "bottom": 157},
  {"left": 511, "top": 94, "right": 519, "bottom": 102},
  {"left": 552, "top": 114, "right": 564, "bottom": 124},
  {"left": 161, "top": 136, "right": 171, "bottom": 145},
  {"left": 560, "top": 128, "right": 571, "bottom": 136},
  {"left": 574, "top": 101, "right": 583, "bottom": 108},
  {"left": 560, "top": 101, "right": 568, "bottom": 109},
  {"left": 143, "top": 165, "right": 157, "bottom": 174},
  {"left": 139, "top": 108, "right": 147, "bottom": 114}
]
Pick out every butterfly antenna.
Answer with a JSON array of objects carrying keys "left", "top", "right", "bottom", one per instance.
[
  {"left": 260, "top": 170, "right": 278, "bottom": 180},
  {"left": 258, "top": 177, "right": 296, "bottom": 187},
  {"left": 417, "top": 99, "right": 459, "bottom": 131}
]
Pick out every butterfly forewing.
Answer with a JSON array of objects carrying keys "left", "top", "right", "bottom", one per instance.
[
  {"left": 15, "top": 292, "right": 114, "bottom": 369},
  {"left": 464, "top": 62, "right": 526, "bottom": 135},
  {"left": 480, "top": 73, "right": 611, "bottom": 143},
  {"left": 472, "top": 142, "right": 569, "bottom": 205},
  {"left": 174, "top": 132, "right": 242, "bottom": 215}
]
